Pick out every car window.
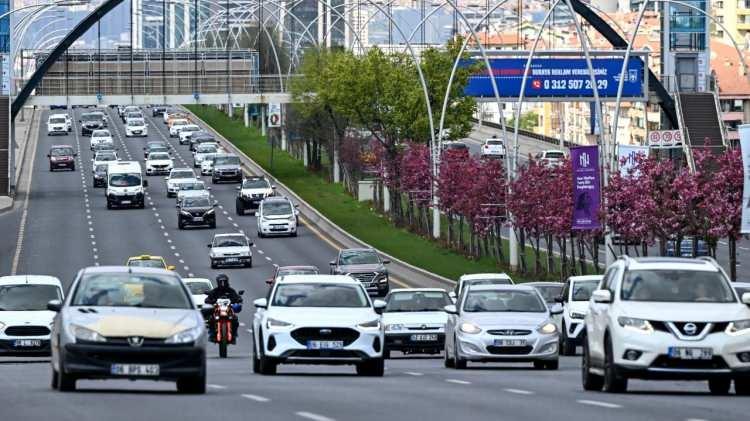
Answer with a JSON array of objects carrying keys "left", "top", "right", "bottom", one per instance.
[
  {"left": 0, "top": 284, "right": 62, "bottom": 311},
  {"left": 463, "top": 290, "right": 546, "bottom": 313},
  {"left": 271, "top": 283, "right": 369, "bottom": 308},
  {"left": 571, "top": 280, "right": 599, "bottom": 301},
  {"left": 149, "top": 152, "right": 170, "bottom": 160},
  {"left": 242, "top": 178, "right": 269, "bottom": 189},
  {"left": 183, "top": 197, "right": 210, "bottom": 207},
  {"left": 533, "top": 285, "right": 563, "bottom": 304},
  {"left": 385, "top": 291, "right": 451, "bottom": 312},
  {"left": 486, "top": 140, "right": 502, "bottom": 145},
  {"left": 262, "top": 201, "right": 293, "bottom": 216},
  {"left": 460, "top": 278, "right": 512, "bottom": 295},
  {"left": 128, "top": 119, "right": 145, "bottom": 126},
  {"left": 601, "top": 266, "right": 617, "bottom": 293},
  {"left": 620, "top": 269, "right": 735, "bottom": 303},
  {"left": 214, "top": 235, "right": 247, "bottom": 248},
  {"left": 186, "top": 282, "right": 211, "bottom": 295},
  {"left": 170, "top": 170, "right": 194, "bottom": 179},
  {"left": 214, "top": 155, "right": 240, "bottom": 166},
  {"left": 544, "top": 151, "right": 565, "bottom": 159},
  {"left": 95, "top": 164, "right": 108, "bottom": 173},
  {"left": 109, "top": 173, "right": 141, "bottom": 187},
  {"left": 128, "top": 259, "right": 165, "bottom": 269},
  {"left": 277, "top": 268, "right": 319, "bottom": 278},
  {"left": 71, "top": 273, "right": 191, "bottom": 309},
  {"left": 92, "top": 130, "right": 110, "bottom": 137},
  {"left": 197, "top": 145, "right": 218, "bottom": 153},
  {"left": 339, "top": 250, "right": 379, "bottom": 265},
  {"left": 51, "top": 147, "right": 74, "bottom": 156},
  {"left": 49, "top": 117, "right": 66, "bottom": 124},
  {"left": 561, "top": 281, "right": 570, "bottom": 303},
  {"left": 96, "top": 153, "right": 116, "bottom": 161}
]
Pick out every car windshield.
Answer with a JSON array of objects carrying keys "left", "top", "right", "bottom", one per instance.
[
  {"left": 128, "top": 259, "right": 165, "bottom": 268},
  {"left": 186, "top": 282, "right": 211, "bottom": 295},
  {"left": 214, "top": 235, "right": 247, "bottom": 248},
  {"left": 533, "top": 285, "right": 563, "bottom": 304},
  {"left": 173, "top": 120, "right": 187, "bottom": 126},
  {"left": 184, "top": 197, "right": 211, "bottom": 207},
  {"left": 243, "top": 178, "right": 269, "bottom": 189},
  {"left": 544, "top": 151, "right": 565, "bottom": 159},
  {"left": 461, "top": 278, "right": 512, "bottom": 294},
  {"left": 486, "top": 140, "right": 503, "bottom": 146},
  {"left": 339, "top": 250, "right": 379, "bottom": 265},
  {"left": 277, "top": 268, "right": 319, "bottom": 278},
  {"left": 149, "top": 152, "right": 170, "bottom": 160},
  {"left": 385, "top": 291, "right": 451, "bottom": 312},
  {"left": 80, "top": 114, "right": 100, "bottom": 122},
  {"left": 197, "top": 145, "right": 217, "bottom": 153},
  {"left": 128, "top": 119, "right": 144, "bottom": 126},
  {"left": 183, "top": 126, "right": 199, "bottom": 131},
  {"left": 0, "top": 284, "right": 62, "bottom": 311},
  {"left": 445, "top": 143, "right": 467, "bottom": 150},
  {"left": 95, "top": 144, "right": 115, "bottom": 151},
  {"left": 179, "top": 182, "right": 204, "bottom": 191},
  {"left": 571, "top": 280, "right": 599, "bottom": 301},
  {"left": 127, "top": 113, "right": 141, "bottom": 119},
  {"left": 272, "top": 283, "right": 369, "bottom": 308},
  {"left": 214, "top": 156, "right": 240, "bottom": 166},
  {"left": 170, "top": 170, "right": 194, "bottom": 179},
  {"left": 96, "top": 153, "right": 116, "bottom": 161},
  {"left": 71, "top": 273, "right": 191, "bottom": 309},
  {"left": 51, "top": 147, "right": 74, "bottom": 156},
  {"left": 620, "top": 269, "right": 735, "bottom": 303},
  {"left": 109, "top": 173, "right": 141, "bottom": 187},
  {"left": 49, "top": 117, "right": 66, "bottom": 124},
  {"left": 263, "top": 201, "right": 293, "bottom": 216},
  {"left": 463, "top": 290, "right": 547, "bottom": 313},
  {"left": 92, "top": 130, "right": 109, "bottom": 137}
]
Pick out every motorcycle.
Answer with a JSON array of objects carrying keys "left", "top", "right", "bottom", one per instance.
[{"left": 208, "top": 298, "right": 240, "bottom": 358}]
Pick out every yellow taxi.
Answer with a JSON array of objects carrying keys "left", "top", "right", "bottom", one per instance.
[{"left": 125, "top": 255, "right": 176, "bottom": 271}]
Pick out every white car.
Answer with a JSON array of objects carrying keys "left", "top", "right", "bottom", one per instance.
[
  {"left": 481, "top": 138, "right": 506, "bottom": 159},
  {"left": 734, "top": 282, "right": 750, "bottom": 298},
  {"left": 251, "top": 275, "right": 386, "bottom": 375},
  {"left": 92, "top": 151, "right": 118, "bottom": 173},
  {"left": 176, "top": 180, "right": 210, "bottom": 204},
  {"left": 182, "top": 277, "right": 213, "bottom": 306},
  {"left": 208, "top": 233, "right": 253, "bottom": 268},
  {"left": 145, "top": 152, "right": 174, "bottom": 176},
  {"left": 200, "top": 153, "right": 217, "bottom": 175},
  {"left": 558, "top": 275, "right": 602, "bottom": 356},
  {"left": 89, "top": 129, "right": 114, "bottom": 150},
  {"left": 178, "top": 124, "right": 201, "bottom": 144},
  {"left": 444, "top": 284, "right": 560, "bottom": 370},
  {"left": 236, "top": 176, "right": 276, "bottom": 215},
  {"left": 0, "top": 275, "right": 64, "bottom": 356},
  {"left": 256, "top": 197, "right": 298, "bottom": 237},
  {"left": 165, "top": 168, "right": 197, "bottom": 197},
  {"left": 193, "top": 143, "right": 220, "bottom": 168},
  {"left": 47, "top": 115, "right": 68, "bottom": 135},
  {"left": 169, "top": 119, "right": 190, "bottom": 137},
  {"left": 535, "top": 150, "right": 566, "bottom": 167},
  {"left": 50, "top": 113, "right": 72, "bottom": 132},
  {"left": 382, "top": 288, "right": 451, "bottom": 358},
  {"left": 451, "top": 273, "right": 514, "bottom": 301},
  {"left": 582, "top": 256, "right": 750, "bottom": 395},
  {"left": 526, "top": 282, "right": 565, "bottom": 337},
  {"left": 125, "top": 118, "right": 148, "bottom": 137}
]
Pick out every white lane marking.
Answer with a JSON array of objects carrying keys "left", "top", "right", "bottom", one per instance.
[
  {"left": 719, "top": 241, "right": 728, "bottom": 246},
  {"left": 207, "top": 384, "right": 227, "bottom": 390},
  {"left": 503, "top": 388, "right": 534, "bottom": 395},
  {"left": 265, "top": 256, "right": 272, "bottom": 261},
  {"left": 183, "top": 266, "right": 189, "bottom": 271},
  {"left": 577, "top": 400, "right": 622, "bottom": 409},
  {"left": 174, "top": 252, "right": 180, "bottom": 257},
  {"left": 257, "top": 250, "right": 264, "bottom": 254},
  {"left": 241, "top": 394, "right": 270, "bottom": 403},
  {"left": 295, "top": 412, "right": 333, "bottom": 421},
  {"left": 445, "top": 379, "right": 471, "bottom": 385},
  {"left": 11, "top": 113, "right": 41, "bottom": 275},
  {"left": 179, "top": 259, "right": 185, "bottom": 264},
  {"left": 246, "top": 329, "right": 253, "bottom": 333},
  {"left": 740, "top": 247, "right": 750, "bottom": 251},
  {"left": 239, "top": 322, "right": 246, "bottom": 327},
  {"left": 686, "top": 419, "right": 709, "bottom": 421},
  {"left": 233, "top": 223, "right": 239, "bottom": 228},
  {"left": 404, "top": 372, "right": 423, "bottom": 376}
]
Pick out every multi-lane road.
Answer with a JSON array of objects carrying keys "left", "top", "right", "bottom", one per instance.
[{"left": 0, "top": 108, "right": 748, "bottom": 420}]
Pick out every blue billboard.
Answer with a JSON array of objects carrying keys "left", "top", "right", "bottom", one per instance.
[{"left": 464, "top": 57, "right": 646, "bottom": 101}]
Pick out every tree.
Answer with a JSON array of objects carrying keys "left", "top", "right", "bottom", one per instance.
[
  {"left": 508, "top": 111, "right": 539, "bottom": 131},
  {"left": 400, "top": 143, "right": 432, "bottom": 234}
]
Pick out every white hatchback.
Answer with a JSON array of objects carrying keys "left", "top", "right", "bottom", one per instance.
[
  {"left": 558, "top": 275, "right": 602, "bottom": 355},
  {"left": 89, "top": 129, "right": 113, "bottom": 150}
]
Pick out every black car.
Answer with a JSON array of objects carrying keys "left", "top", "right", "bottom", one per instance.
[
  {"left": 330, "top": 248, "right": 391, "bottom": 296},
  {"left": 93, "top": 163, "right": 108, "bottom": 187},
  {"left": 144, "top": 143, "right": 169, "bottom": 159},
  {"left": 48, "top": 145, "right": 76, "bottom": 171},
  {"left": 189, "top": 132, "right": 216, "bottom": 151},
  {"left": 178, "top": 196, "right": 216, "bottom": 229},
  {"left": 152, "top": 105, "right": 167, "bottom": 117},
  {"left": 79, "top": 113, "right": 104, "bottom": 136}
]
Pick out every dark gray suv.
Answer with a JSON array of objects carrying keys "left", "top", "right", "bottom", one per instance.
[{"left": 330, "top": 248, "right": 390, "bottom": 296}]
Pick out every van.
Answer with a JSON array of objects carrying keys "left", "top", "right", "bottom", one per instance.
[{"left": 106, "top": 161, "right": 148, "bottom": 209}]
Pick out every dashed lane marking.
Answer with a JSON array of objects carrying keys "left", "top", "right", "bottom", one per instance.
[
  {"left": 241, "top": 394, "right": 270, "bottom": 403},
  {"left": 503, "top": 388, "right": 534, "bottom": 395},
  {"left": 576, "top": 400, "right": 622, "bottom": 409},
  {"left": 11, "top": 110, "right": 41, "bottom": 275},
  {"left": 207, "top": 384, "right": 227, "bottom": 390},
  {"left": 295, "top": 412, "right": 333, "bottom": 421},
  {"left": 265, "top": 256, "right": 272, "bottom": 261},
  {"left": 445, "top": 379, "right": 471, "bottom": 385},
  {"left": 404, "top": 372, "right": 423, "bottom": 376}
]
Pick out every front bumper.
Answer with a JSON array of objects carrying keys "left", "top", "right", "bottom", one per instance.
[
  {"left": 180, "top": 213, "right": 216, "bottom": 227},
  {"left": 213, "top": 170, "right": 242, "bottom": 182},
  {"left": 48, "top": 128, "right": 67, "bottom": 135},
  {"left": 238, "top": 195, "right": 264, "bottom": 208},
  {"left": 210, "top": 255, "right": 251, "bottom": 266},
  {"left": 81, "top": 125, "right": 102, "bottom": 135},
  {"left": 259, "top": 219, "right": 297, "bottom": 235},
  {"left": 564, "top": 319, "right": 586, "bottom": 342},
  {"left": 385, "top": 331, "right": 445, "bottom": 353},
  {"left": 0, "top": 338, "right": 51, "bottom": 356},
  {"left": 456, "top": 330, "right": 559, "bottom": 362},
  {"left": 262, "top": 326, "right": 382, "bottom": 364},
  {"left": 127, "top": 129, "right": 147, "bottom": 137},
  {"left": 50, "top": 160, "right": 74, "bottom": 169},
  {"left": 147, "top": 166, "right": 172, "bottom": 175},
  {"left": 107, "top": 193, "right": 144, "bottom": 207}
]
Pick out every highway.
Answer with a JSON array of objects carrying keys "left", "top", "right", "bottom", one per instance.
[{"left": 0, "top": 108, "right": 748, "bottom": 420}]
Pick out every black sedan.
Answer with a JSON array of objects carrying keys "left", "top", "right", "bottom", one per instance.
[
  {"left": 93, "top": 164, "right": 108, "bottom": 187},
  {"left": 178, "top": 196, "right": 216, "bottom": 229}
]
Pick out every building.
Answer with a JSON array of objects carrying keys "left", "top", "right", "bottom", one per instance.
[
  {"left": 712, "top": 0, "right": 750, "bottom": 46},
  {"left": 661, "top": 0, "right": 710, "bottom": 93},
  {"left": 710, "top": 38, "right": 750, "bottom": 143}
]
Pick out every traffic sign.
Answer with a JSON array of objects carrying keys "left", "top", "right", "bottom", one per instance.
[
  {"left": 268, "top": 103, "right": 281, "bottom": 128},
  {"left": 648, "top": 130, "right": 682, "bottom": 148}
]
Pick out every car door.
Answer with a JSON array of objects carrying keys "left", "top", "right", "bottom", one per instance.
[{"left": 445, "top": 291, "right": 462, "bottom": 354}]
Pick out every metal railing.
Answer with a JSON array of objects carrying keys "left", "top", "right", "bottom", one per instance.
[{"left": 472, "top": 118, "right": 571, "bottom": 147}]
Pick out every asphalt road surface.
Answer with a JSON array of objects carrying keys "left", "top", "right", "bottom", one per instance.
[{"left": 0, "top": 109, "right": 748, "bottom": 420}]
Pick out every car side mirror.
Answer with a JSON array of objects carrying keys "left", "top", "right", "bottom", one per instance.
[
  {"left": 550, "top": 303, "right": 563, "bottom": 315},
  {"left": 167, "top": 265, "right": 176, "bottom": 271},
  {"left": 265, "top": 278, "right": 274, "bottom": 285},
  {"left": 592, "top": 289, "right": 612, "bottom": 304},
  {"left": 176, "top": 204, "right": 180, "bottom": 208},
  {"left": 206, "top": 187, "right": 211, "bottom": 191},
  {"left": 382, "top": 260, "right": 391, "bottom": 265},
  {"left": 47, "top": 299, "right": 62, "bottom": 312},
  {"left": 253, "top": 298, "right": 268, "bottom": 309},
  {"left": 74, "top": 153, "right": 78, "bottom": 157},
  {"left": 164, "top": 177, "right": 169, "bottom": 181},
  {"left": 444, "top": 304, "right": 458, "bottom": 314},
  {"left": 742, "top": 292, "right": 750, "bottom": 306},
  {"left": 254, "top": 212, "right": 259, "bottom": 217},
  {"left": 271, "top": 185, "right": 276, "bottom": 190},
  {"left": 46, "top": 154, "right": 50, "bottom": 158},
  {"left": 373, "top": 299, "right": 387, "bottom": 314},
  {"left": 142, "top": 179, "right": 148, "bottom": 187}
]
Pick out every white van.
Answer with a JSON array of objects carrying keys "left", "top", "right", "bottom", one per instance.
[
  {"left": 47, "top": 115, "right": 68, "bottom": 136},
  {"left": 106, "top": 161, "right": 148, "bottom": 209}
]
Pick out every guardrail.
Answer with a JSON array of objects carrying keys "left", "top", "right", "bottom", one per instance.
[{"left": 472, "top": 118, "right": 572, "bottom": 148}]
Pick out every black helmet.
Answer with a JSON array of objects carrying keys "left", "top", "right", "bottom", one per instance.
[{"left": 216, "top": 273, "right": 229, "bottom": 288}]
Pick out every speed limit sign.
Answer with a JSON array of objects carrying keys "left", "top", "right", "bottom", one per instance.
[
  {"left": 649, "top": 131, "right": 661, "bottom": 146},
  {"left": 648, "top": 130, "right": 682, "bottom": 147},
  {"left": 267, "top": 103, "right": 282, "bottom": 128}
]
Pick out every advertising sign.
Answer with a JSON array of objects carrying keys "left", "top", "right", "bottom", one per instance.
[
  {"left": 738, "top": 124, "right": 750, "bottom": 233},
  {"left": 267, "top": 103, "right": 281, "bottom": 128},
  {"left": 618, "top": 144, "right": 649, "bottom": 176},
  {"left": 648, "top": 130, "right": 682, "bottom": 148},
  {"left": 464, "top": 55, "right": 646, "bottom": 101},
  {"left": 571, "top": 145, "right": 601, "bottom": 230}
]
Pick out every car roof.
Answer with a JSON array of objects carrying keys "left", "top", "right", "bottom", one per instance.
[
  {"left": 213, "top": 232, "right": 245, "bottom": 238},
  {"left": 340, "top": 248, "right": 375, "bottom": 253},
  {"left": 51, "top": 144, "right": 73, "bottom": 149},
  {"left": 525, "top": 282, "right": 563, "bottom": 287},
  {"left": 262, "top": 196, "right": 290, "bottom": 204},
  {"left": 276, "top": 274, "right": 359, "bottom": 285},
  {"left": 460, "top": 273, "right": 512, "bottom": 281},
  {"left": 0, "top": 275, "right": 62, "bottom": 287},
  {"left": 389, "top": 288, "right": 448, "bottom": 294},
  {"left": 49, "top": 114, "right": 67, "bottom": 118},
  {"left": 81, "top": 265, "right": 174, "bottom": 276},
  {"left": 567, "top": 275, "right": 603, "bottom": 282},
  {"left": 128, "top": 255, "right": 164, "bottom": 261},
  {"left": 468, "top": 284, "right": 536, "bottom": 292},
  {"left": 171, "top": 168, "right": 193, "bottom": 172},
  {"left": 624, "top": 257, "right": 720, "bottom": 272},
  {"left": 277, "top": 265, "right": 318, "bottom": 270}
]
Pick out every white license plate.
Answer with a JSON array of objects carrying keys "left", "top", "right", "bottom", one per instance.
[
  {"left": 14, "top": 339, "right": 41, "bottom": 347},
  {"left": 121, "top": 200, "right": 131, "bottom": 205},
  {"left": 224, "top": 258, "right": 239, "bottom": 263},
  {"left": 411, "top": 334, "right": 438, "bottom": 342},
  {"left": 307, "top": 340, "right": 344, "bottom": 350},
  {"left": 494, "top": 339, "right": 527, "bottom": 347},
  {"left": 193, "top": 217, "right": 203, "bottom": 222},
  {"left": 668, "top": 347, "right": 713, "bottom": 360},
  {"left": 110, "top": 364, "right": 160, "bottom": 376}
]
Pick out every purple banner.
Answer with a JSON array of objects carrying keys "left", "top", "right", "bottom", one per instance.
[{"left": 571, "top": 145, "right": 601, "bottom": 230}]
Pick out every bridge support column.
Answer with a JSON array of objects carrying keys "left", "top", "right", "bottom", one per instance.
[
  {"left": 281, "top": 126, "right": 287, "bottom": 151},
  {"left": 260, "top": 105, "right": 267, "bottom": 136},
  {"left": 333, "top": 147, "right": 340, "bottom": 183},
  {"left": 244, "top": 104, "right": 249, "bottom": 127},
  {"left": 303, "top": 141, "right": 309, "bottom": 167}
]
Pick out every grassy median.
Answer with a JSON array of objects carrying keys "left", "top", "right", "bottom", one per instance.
[{"left": 186, "top": 105, "right": 568, "bottom": 282}]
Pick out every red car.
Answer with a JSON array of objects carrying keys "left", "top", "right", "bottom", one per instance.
[{"left": 48, "top": 145, "right": 77, "bottom": 171}]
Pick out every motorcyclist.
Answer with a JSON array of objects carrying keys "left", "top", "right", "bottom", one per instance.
[{"left": 205, "top": 274, "right": 243, "bottom": 341}]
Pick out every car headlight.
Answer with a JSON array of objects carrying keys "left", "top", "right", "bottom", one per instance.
[
  {"left": 180, "top": 210, "right": 191, "bottom": 216},
  {"left": 617, "top": 317, "right": 654, "bottom": 334},
  {"left": 165, "top": 325, "right": 203, "bottom": 344},
  {"left": 266, "top": 318, "right": 293, "bottom": 330},
  {"left": 205, "top": 209, "right": 215, "bottom": 215},
  {"left": 69, "top": 324, "right": 106, "bottom": 342},
  {"left": 376, "top": 273, "right": 388, "bottom": 283},
  {"left": 358, "top": 319, "right": 381, "bottom": 330},
  {"left": 726, "top": 319, "right": 750, "bottom": 336},
  {"left": 385, "top": 323, "right": 404, "bottom": 332},
  {"left": 459, "top": 322, "right": 481, "bottom": 334},
  {"left": 570, "top": 311, "right": 586, "bottom": 320},
  {"left": 537, "top": 321, "right": 557, "bottom": 334}
]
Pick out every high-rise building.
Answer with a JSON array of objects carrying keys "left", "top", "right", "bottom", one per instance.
[
  {"left": 661, "top": 0, "right": 710, "bottom": 92},
  {"left": 713, "top": 0, "right": 750, "bottom": 46}
]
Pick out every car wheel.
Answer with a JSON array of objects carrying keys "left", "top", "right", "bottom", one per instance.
[
  {"left": 236, "top": 200, "right": 244, "bottom": 215},
  {"left": 545, "top": 360, "right": 559, "bottom": 370},
  {"left": 735, "top": 378, "right": 750, "bottom": 395},
  {"left": 258, "top": 330, "right": 277, "bottom": 375},
  {"left": 57, "top": 357, "right": 76, "bottom": 392},
  {"left": 356, "top": 357, "right": 384, "bottom": 377},
  {"left": 246, "top": 259, "right": 252, "bottom": 268},
  {"left": 178, "top": 221, "right": 185, "bottom": 230},
  {"left": 561, "top": 325, "right": 576, "bottom": 356},
  {"left": 49, "top": 165, "right": 53, "bottom": 172},
  {"left": 50, "top": 368, "right": 59, "bottom": 390},
  {"left": 210, "top": 260, "right": 217, "bottom": 269},
  {"left": 71, "top": 164, "right": 76, "bottom": 171},
  {"left": 444, "top": 339, "right": 455, "bottom": 368},
  {"left": 581, "top": 338, "right": 604, "bottom": 391},
  {"left": 252, "top": 333, "right": 261, "bottom": 374},
  {"left": 106, "top": 201, "right": 113, "bottom": 210},
  {"left": 708, "top": 378, "right": 731, "bottom": 395},
  {"left": 209, "top": 221, "right": 216, "bottom": 229},
  {"left": 212, "top": 178, "right": 217, "bottom": 184},
  {"left": 602, "top": 335, "right": 627, "bottom": 393},
  {"left": 176, "top": 375, "right": 206, "bottom": 394},
  {"left": 453, "top": 335, "right": 467, "bottom": 369},
  {"left": 291, "top": 231, "right": 298, "bottom": 238}
]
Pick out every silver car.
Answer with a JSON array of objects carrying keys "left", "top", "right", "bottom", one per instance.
[
  {"left": 444, "top": 285, "right": 561, "bottom": 370},
  {"left": 48, "top": 266, "right": 207, "bottom": 393}
]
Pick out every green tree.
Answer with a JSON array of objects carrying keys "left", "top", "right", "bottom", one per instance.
[{"left": 508, "top": 111, "right": 539, "bottom": 131}]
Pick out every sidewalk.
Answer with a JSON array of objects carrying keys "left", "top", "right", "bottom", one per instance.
[{"left": 0, "top": 107, "right": 37, "bottom": 212}]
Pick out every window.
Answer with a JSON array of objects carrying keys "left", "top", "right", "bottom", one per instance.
[
  {"left": 272, "top": 283, "right": 369, "bottom": 308},
  {"left": 620, "top": 269, "right": 735, "bottom": 303},
  {"left": 463, "top": 290, "right": 547, "bottom": 313},
  {"left": 72, "top": 273, "right": 192, "bottom": 309}
]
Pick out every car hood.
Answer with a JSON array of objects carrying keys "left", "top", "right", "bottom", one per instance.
[
  {"left": 265, "top": 307, "right": 378, "bottom": 326},
  {"left": 182, "top": 206, "right": 212, "bottom": 213},
  {"left": 147, "top": 159, "right": 172, "bottom": 166},
  {"left": 214, "top": 164, "right": 240, "bottom": 170},
  {"left": 382, "top": 311, "right": 447, "bottom": 325},
  {"left": 63, "top": 307, "right": 201, "bottom": 338},
  {"left": 619, "top": 302, "right": 750, "bottom": 322},
  {"left": 461, "top": 312, "right": 549, "bottom": 328},
  {"left": 0, "top": 310, "right": 56, "bottom": 325},
  {"left": 128, "top": 125, "right": 146, "bottom": 129},
  {"left": 567, "top": 301, "right": 590, "bottom": 313},
  {"left": 262, "top": 213, "right": 293, "bottom": 220},
  {"left": 211, "top": 246, "right": 250, "bottom": 255},
  {"left": 337, "top": 264, "right": 385, "bottom": 273}
]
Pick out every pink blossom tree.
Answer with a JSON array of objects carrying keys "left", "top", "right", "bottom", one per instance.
[{"left": 400, "top": 142, "right": 433, "bottom": 234}]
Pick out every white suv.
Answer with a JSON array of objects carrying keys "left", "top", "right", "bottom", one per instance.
[
  {"left": 252, "top": 275, "right": 386, "bottom": 376},
  {"left": 558, "top": 275, "right": 602, "bottom": 355},
  {"left": 582, "top": 257, "right": 750, "bottom": 395}
]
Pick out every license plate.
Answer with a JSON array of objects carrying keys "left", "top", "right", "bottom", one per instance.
[
  {"left": 494, "top": 339, "right": 527, "bottom": 347},
  {"left": 193, "top": 217, "right": 203, "bottom": 222},
  {"left": 110, "top": 364, "right": 160, "bottom": 376},
  {"left": 224, "top": 258, "right": 238, "bottom": 263},
  {"left": 307, "top": 340, "right": 344, "bottom": 350},
  {"left": 14, "top": 339, "right": 41, "bottom": 347},
  {"left": 121, "top": 200, "right": 131, "bottom": 205},
  {"left": 668, "top": 347, "right": 713, "bottom": 360},
  {"left": 410, "top": 334, "right": 438, "bottom": 342}
]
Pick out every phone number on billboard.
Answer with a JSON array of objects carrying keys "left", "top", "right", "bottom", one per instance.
[{"left": 539, "top": 79, "right": 608, "bottom": 90}]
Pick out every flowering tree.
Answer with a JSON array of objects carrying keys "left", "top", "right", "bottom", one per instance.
[
  {"left": 400, "top": 143, "right": 432, "bottom": 234},
  {"left": 508, "top": 160, "right": 553, "bottom": 273},
  {"left": 438, "top": 150, "right": 475, "bottom": 251}
]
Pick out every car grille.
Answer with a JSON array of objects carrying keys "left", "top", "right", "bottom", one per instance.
[
  {"left": 5, "top": 326, "right": 51, "bottom": 336},
  {"left": 486, "top": 345, "right": 534, "bottom": 355},
  {"left": 191, "top": 211, "right": 205, "bottom": 217},
  {"left": 650, "top": 355, "right": 729, "bottom": 370},
  {"left": 487, "top": 329, "right": 532, "bottom": 336},
  {"left": 152, "top": 165, "right": 167, "bottom": 169},
  {"left": 251, "top": 193, "right": 264, "bottom": 199},
  {"left": 650, "top": 321, "right": 728, "bottom": 336},
  {"left": 349, "top": 272, "right": 377, "bottom": 283},
  {"left": 290, "top": 327, "right": 360, "bottom": 347},
  {"left": 406, "top": 325, "right": 443, "bottom": 331},
  {"left": 568, "top": 323, "right": 580, "bottom": 335}
]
